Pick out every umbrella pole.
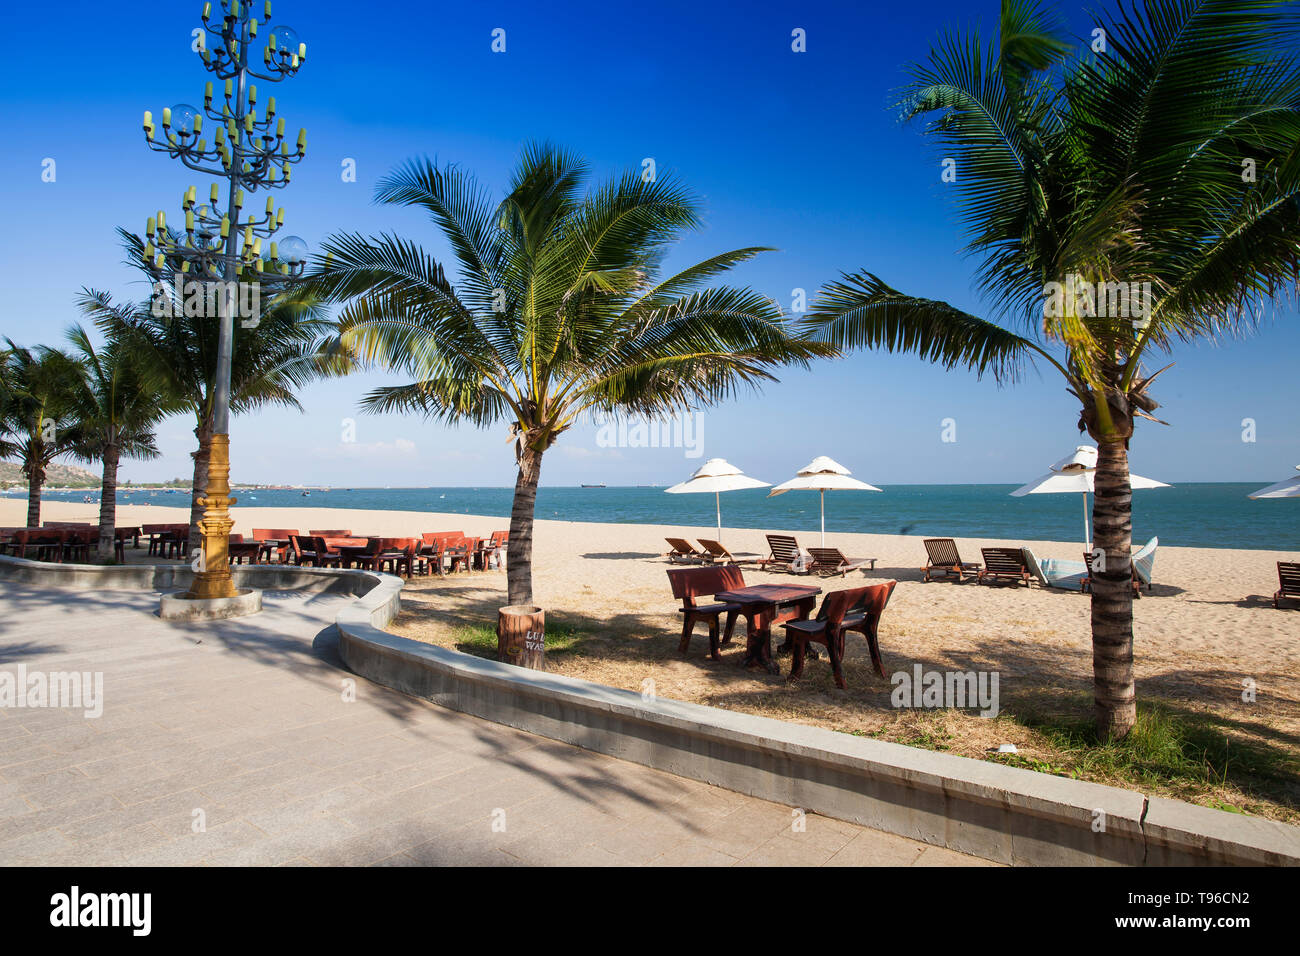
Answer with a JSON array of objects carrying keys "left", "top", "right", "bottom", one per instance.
[
  {"left": 821, "top": 489, "right": 826, "bottom": 547},
  {"left": 1083, "top": 491, "right": 1091, "bottom": 551},
  {"left": 716, "top": 491, "right": 722, "bottom": 539}
]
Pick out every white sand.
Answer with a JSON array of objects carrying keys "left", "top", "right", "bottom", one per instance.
[{"left": 6, "top": 498, "right": 1296, "bottom": 674}]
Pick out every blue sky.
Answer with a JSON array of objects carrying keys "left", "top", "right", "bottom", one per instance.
[{"left": 1, "top": 0, "right": 1296, "bottom": 488}]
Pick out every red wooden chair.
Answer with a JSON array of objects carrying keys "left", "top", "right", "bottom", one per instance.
[
  {"left": 666, "top": 564, "right": 746, "bottom": 660},
  {"left": 783, "top": 581, "right": 897, "bottom": 688}
]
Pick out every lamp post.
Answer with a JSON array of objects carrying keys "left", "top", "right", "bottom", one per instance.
[{"left": 140, "top": 0, "right": 310, "bottom": 602}]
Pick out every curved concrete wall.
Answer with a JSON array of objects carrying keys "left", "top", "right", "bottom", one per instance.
[{"left": 3, "top": 553, "right": 1297, "bottom": 866}]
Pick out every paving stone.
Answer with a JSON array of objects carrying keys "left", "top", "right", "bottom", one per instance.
[{"left": 0, "top": 585, "right": 989, "bottom": 867}]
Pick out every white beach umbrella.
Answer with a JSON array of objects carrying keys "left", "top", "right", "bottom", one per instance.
[
  {"left": 1011, "top": 445, "right": 1170, "bottom": 548},
  {"left": 767, "top": 455, "right": 882, "bottom": 546},
  {"left": 1248, "top": 465, "right": 1300, "bottom": 500},
  {"left": 664, "top": 458, "right": 770, "bottom": 538}
]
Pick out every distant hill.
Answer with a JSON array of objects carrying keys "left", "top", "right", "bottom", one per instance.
[{"left": 0, "top": 461, "right": 100, "bottom": 488}]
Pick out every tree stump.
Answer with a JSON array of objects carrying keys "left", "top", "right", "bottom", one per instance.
[{"left": 497, "top": 605, "right": 545, "bottom": 670}]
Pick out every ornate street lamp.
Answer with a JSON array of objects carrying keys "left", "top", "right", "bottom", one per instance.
[{"left": 140, "top": 0, "right": 310, "bottom": 603}]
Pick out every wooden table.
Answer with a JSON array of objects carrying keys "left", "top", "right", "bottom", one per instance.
[
  {"left": 713, "top": 584, "right": 822, "bottom": 674},
  {"left": 336, "top": 544, "right": 371, "bottom": 568},
  {"left": 254, "top": 538, "right": 291, "bottom": 563}
]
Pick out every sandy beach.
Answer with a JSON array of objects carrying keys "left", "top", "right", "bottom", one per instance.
[{"left": 7, "top": 498, "right": 1298, "bottom": 817}]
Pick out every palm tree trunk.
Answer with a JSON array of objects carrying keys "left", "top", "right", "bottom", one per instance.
[
  {"left": 506, "top": 443, "right": 544, "bottom": 606},
  {"left": 1091, "top": 438, "right": 1137, "bottom": 739},
  {"left": 25, "top": 459, "right": 42, "bottom": 529},
  {"left": 189, "top": 423, "right": 212, "bottom": 555},
  {"left": 96, "top": 443, "right": 120, "bottom": 561}
]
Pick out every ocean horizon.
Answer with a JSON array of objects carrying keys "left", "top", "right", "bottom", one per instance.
[{"left": 19, "top": 482, "right": 1297, "bottom": 551}]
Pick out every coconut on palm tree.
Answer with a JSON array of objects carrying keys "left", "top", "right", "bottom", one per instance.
[
  {"left": 804, "top": 0, "right": 1300, "bottom": 738},
  {"left": 82, "top": 231, "right": 353, "bottom": 551},
  {"left": 0, "top": 342, "right": 87, "bottom": 528},
  {"left": 63, "top": 323, "right": 179, "bottom": 560},
  {"left": 310, "top": 143, "right": 831, "bottom": 605}
]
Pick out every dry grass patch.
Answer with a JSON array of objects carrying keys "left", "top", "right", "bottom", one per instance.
[{"left": 391, "top": 571, "right": 1300, "bottom": 823}]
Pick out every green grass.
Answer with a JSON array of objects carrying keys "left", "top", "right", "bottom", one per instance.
[
  {"left": 448, "top": 621, "right": 586, "bottom": 658},
  {"left": 1001, "top": 702, "right": 1299, "bottom": 811}
]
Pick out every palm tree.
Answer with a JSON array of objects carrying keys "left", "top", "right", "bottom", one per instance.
[
  {"left": 803, "top": 0, "right": 1300, "bottom": 738},
  {"left": 63, "top": 323, "right": 178, "bottom": 560},
  {"left": 83, "top": 231, "right": 352, "bottom": 552},
  {"left": 0, "top": 342, "right": 87, "bottom": 528},
  {"left": 310, "top": 143, "right": 831, "bottom": 605}
]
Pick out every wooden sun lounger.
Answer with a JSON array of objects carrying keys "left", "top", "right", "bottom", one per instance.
[
  {"left": 807, "top": 547, "right": 877, "bottom": 577},
  {"left": 1274, "top": 562, "right": 1300, "bottom": 609},
  {"left": 697, "top": 538, "right": 764, "bottom": 565},
  {"left": 761, "top": 534, "right": 807, "bottom": 574},
  {"left": 978, "top": 547, "right": 1033, "bottom": 587},
  {"left": 1082, "top": 550, "right": 1142, "bottom": 597},
  {"left": 923, "top": 538, "right": 981, "bottom": 582},
  {"left": 665, "top": 537, "right": 707, "bottom": 563}
]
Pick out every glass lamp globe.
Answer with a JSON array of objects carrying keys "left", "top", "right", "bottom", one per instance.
[
  {"left": 269, "top": 25, "right": 299, "bottom": 57},
  {"left": 277, "top": 235, "right": 308, "bottom": 265},
  {"left": 170, "top": 103, "right": 200, "bottom": 136},
  {"left": 193, "top": 205, "right": 220, "bottom": 239}
]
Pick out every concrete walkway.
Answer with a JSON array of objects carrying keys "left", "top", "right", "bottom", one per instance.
[{"left": 0, "top": 585, "right": 991, "bottom": 866}]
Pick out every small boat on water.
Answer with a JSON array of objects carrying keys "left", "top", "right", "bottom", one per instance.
[{"left": 581, "top": 483, "right": 607, "bottom": 488}]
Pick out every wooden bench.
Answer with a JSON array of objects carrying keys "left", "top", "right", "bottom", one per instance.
[{"left": 666, "top": 564, "right": 746, "bottom": 660}]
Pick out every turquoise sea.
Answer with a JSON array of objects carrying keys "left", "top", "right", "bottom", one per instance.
[{"left": 20, "top": 482, "right": 1297, "bottom": 551}]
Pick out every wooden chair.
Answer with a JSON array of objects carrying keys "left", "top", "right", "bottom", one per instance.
[
  {"left": 922, "top": 538, "right": 981, "bottom": 582},
  {"left": 309, "top": 529, "right": 352, "bottom": 537},
  {"left": 783, "top": 581, "right": 897, "bottom": 688},
  {"left": 310, "top": 536, "right": 344, "bottom": 569},
  {"left": 9, "top": 529, "right": 64, "bottom": 562},
  {"left": 288, "top": 534, "right": 318, "bottom": 566},
  {"left": 762, "top": 534, "right": 807, "bottom": 573},
  {"left": 665, "top": 537, "right": 707, "bottom": 563},
  {"left": 486, "top": 531, "right": 508, "bottom": 569},
  {"left": 227, "top": 534, "right": 262, "bottom": 565},
  {"left": 666, "top": 564, "right": 746, "bottom": 660},
  {"left": 1275, "top": 562, "right": 1300, "bottom": 609},
  {"left": 1081, "top": 550, "right": 1142, "bottom": 597},
  {"left": 251, "top": 528, "right": 299, "bottom": 564},
  {"left": 419, "top": 533, "right": 448, "bottom": 575},
  {"left": 62, "top": 528, "right": 94, "bottom": 563},
  {"left": 158, "top": 526, "right": 189, "bottom": 559},
  {"left": 142, "top": 523, "right": 170, "bottom": 556},
  {"left": 112, "top": 527, "right": 139, "bottom": 561},
  {"left": 697, "top": 538, "right": 765, "bottom": 565},
  {"left": 807, "top": 547, "right": 877, "bottom": 577},
  {"left": 978, "top": 547, "right": 1033, "bottom": 587}
]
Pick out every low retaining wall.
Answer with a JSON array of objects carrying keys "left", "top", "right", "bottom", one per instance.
[
  {"left": 0, "top": 554, "right": 393, "bottom": 599},
  {"left": 336, "top": 612, "right": 1300, "bottom": 867},
  {"left": 4, "top": 554, "right": 1297, "bottom": 866}
]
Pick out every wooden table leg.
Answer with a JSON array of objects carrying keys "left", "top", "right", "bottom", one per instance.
[
  {"left": 740, "top": 607, "right": 781, "bottom": 674},
  {"left": 776, "top": 596, "right": 818, "bottom": 658}
]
